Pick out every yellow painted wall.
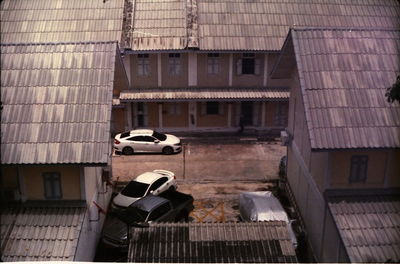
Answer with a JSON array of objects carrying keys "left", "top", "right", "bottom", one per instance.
[
  {"left": 21, "top": 165, "right": 81, "bottom": 200},
  {"left": 266, "top": 53, "right": 292, "bottom": 87},
  {"left": 163, "top": 102, "right": 189, "bottom": 127},
  {"left": 330, "top": 150, "right": 399, "bottom": 188},
  {"left": 113, "top": 56, "right": 130, "bottom": 95},
  {"left": 197, "top": 53, "right": 230, "bottom": 87},
  {"left": 130, "top": 54, "right": 158, "bottom": 88},
  {"left": 161, "top": 53, "right": 188, "bottom": 88},
  {"left": 112, "top": 108, "right": 126, "bottom": 133},
  {"left": 196, "top": 102, "right": 228, "bottom": 127}
]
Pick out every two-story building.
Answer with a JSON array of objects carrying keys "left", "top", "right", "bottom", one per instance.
[
  {"left": 115, "top": 0, "right": 400, "bottom": 135},
  {"left": 0, "top": 0, "right": 128, "bottom": 261},
  {"left": 271, "top": 27, "right": 400, "bottom": 262}
]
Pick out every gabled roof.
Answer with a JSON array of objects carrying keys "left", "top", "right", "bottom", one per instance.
[
  {"left": 128, "top": 222, "right": 297, "bottom": 263},
  {"left": 120, "top": 87, "right": 289, "bottom": 102},
  {"left": 327, "top": 190, "right": 400, "bottom": 263},
  {"left": 273, "top": 28, "right": 400, "bottom": 149},
  {"left": 1, "top": 42, "right": 120, "bottom": 164},
  {"left": 124, "top": 0, "right": 400, "bottom": 51},
  {"left": 0, "top": 0, "right": 124, "bottom": 43},
  {"left": 1, "top": 201, "right": 86, "bottom": 262}
]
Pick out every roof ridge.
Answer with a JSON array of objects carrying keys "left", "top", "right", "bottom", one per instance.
[
  {"left": 0, "top": 41, "right": 118, "bottom": 46},
  {"left": 290, "top": 26, "right": 400, "bottom": 32}
]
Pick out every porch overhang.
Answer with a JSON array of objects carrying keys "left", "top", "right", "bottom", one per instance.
[{"left": 120, "top": 87, "right": 289, "bottom": 102}]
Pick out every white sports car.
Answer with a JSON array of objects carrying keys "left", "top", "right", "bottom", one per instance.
[
  {"left": 112, "top": 170, "right": 177, "bottom": 209},
  {"left": 113, "top": 129, "right": 181, "bottom": 155}
]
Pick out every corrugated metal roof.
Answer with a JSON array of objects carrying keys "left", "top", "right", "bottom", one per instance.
[
  {"left": 1, "top": 201, "right": 86, "bottom": 262},
  {"left": 128, "top": 222, "right": 297, "bottom": 263},
  {"left": 291, "top": 28, "right": 400, "bottom": 149},
  {"left": 1, "top": 42, "right": 118, "bottom": 164},
  {"left": 124, "top": 0, "right": 188, "bottom": 50},
  {"left": 124, "top": 0, "right": 400, "bottom": 51},
  {"left": 328, "top": 193, "right": 400, "bottom": 263},
  {"left": 120, "top": 87, "right": 289, "bottom": 101},
  {"left": 0, "top": 0, "right": 124, "bottom": 43},
  {"left": 197, "top": 0, "right": 400, "bottom": 51}
]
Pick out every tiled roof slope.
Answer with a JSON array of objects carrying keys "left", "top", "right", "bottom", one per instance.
[
  {"left": 1, "top": 42, "right": 118, "bottom": 164},
  {"left": 120, "top": 87, "right": 289, "bottom": 101},
  {"left": 124, "top": 0, "right": 188, "bottom": 50},
  {"left": 0, "top": 0, "right": 124, "bottom": 43},
  {"left": 1, "top": 201, "right": 86, "bottom": 262},
  {"left": 328, "top": 194, "right": 400, "bottom": 263},
  {"left": 292, "top": 28, "right": 400, "bottom": 149},
  {"left": 128, "top": 222, "right": 297, "bottom": 263},
  {"left": 198, "top": 0, "right": 400, "bottom": 51}
]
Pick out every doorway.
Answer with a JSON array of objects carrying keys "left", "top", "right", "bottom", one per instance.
[{"left": 241, "top": 102, "right": 253, "bottom": 126}]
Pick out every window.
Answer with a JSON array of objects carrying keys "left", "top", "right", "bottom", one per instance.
[
  {"left": 168, "top": 103, "right": 181, "bottom": 115},
  {"left": 137, "top": 54, "right": 150, "bottom": 76},
  {"left": 274, "top": 103, "right": 287, "bottom": 126},
  {"left": 127, "top": 136, "right": 143, "bottom": 141},
  {"left": 149, "top": 177, "right": 168, "bottom": 192},
  {"left": 349, "top": 155, "right": 368, "bottom": 183},
  {"left": 207, "top": 53, "right": 219, "bottom": 74},
  {"left": 43, "top": 172, "right": 62, "bottom": 199},
  {"left": 206, "top": 102, "right": 219, "bottom": 115},
  {"left": 142, "top": 136, "right": 156, "bottom": 142},
  {"left": 237, "top": 53, "right": 260, "bottom": 75},
  {"left": 168, "top": 53, "right": 181, "bottom": 76}
]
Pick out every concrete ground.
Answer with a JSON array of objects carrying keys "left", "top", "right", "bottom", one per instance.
[{"left": 111, "top": 136, "right": 286, "bottom": 223}]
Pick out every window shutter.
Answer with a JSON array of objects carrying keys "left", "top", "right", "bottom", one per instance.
[
  {"left": 201, "top": 102, "right": 206, "bottom": 115},
  {"left": 236, "top": 59, "right": 242, "bottom": 75},
  {"left": 218, "top": 102, "right": 224, "bottom": 115},
  {"left": 254, "top": 59, "right": 261, "bottom": 75}
]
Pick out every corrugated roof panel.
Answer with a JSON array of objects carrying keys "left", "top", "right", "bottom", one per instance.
[
  {"left": 1, "top": 42, "right": 117, "bottom": 164},
  {"left": 290, "top": 28, "right": 400, "bottom": 149},
  {"left": 328, "top": 194, "right": 400, "bottom": 263}
]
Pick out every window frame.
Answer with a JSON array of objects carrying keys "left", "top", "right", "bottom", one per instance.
[
  {"left": 137, "top": 54, "right": 150, "bottom": 76},
  {"left": 349, "top": 155, "right": 368, "bottom": 183},
  {"left": 43, "top": 172, "right": 62, "bottom": 200},
  {"left": 168, "top": 53, "right": 181, "bottom": 76},
  {"left": 207, "top": 53, "right": 220, "bottom": 75}
]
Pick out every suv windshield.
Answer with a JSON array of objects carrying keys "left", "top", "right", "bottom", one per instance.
[
  {"left": 121, "top": 181, "right": 149, "bottom": 197},
  {"left": 152, "top": 131, "right": 167, "bottom": 141}
]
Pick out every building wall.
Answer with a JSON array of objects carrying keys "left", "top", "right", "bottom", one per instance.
[
  {"left": 130, "top": 53, "right": 158, "bottom": 88},
  {"left": 162, "top": 102, "right": 189, "bottom": 127},
  {"left": 330, "top": 150, "right": 400, "bottom": 188},
  {"left": 197, "top": 53, "right": 230, "bottom": 87},
  {"left": 196, "top": 102, "right": 228, "bottom": 127},
  {"left": 161, "top": 53, "right": 188, "bottom": 88},
  {"left": 75, "top": 166, "right": 112, "bottom": 261},
  {"left": 1, "top": 166, "right": 19, "bottom": 200},
  {"left": 114, "top": 55, "right": 130, "bottom": 94},
  {"left": 112, "top": 107, "right": 126, "bottom": 134},
  {"left": 19, "top": 165, "right": 81, "bottom": 200},
  {"left": 266, "top": 53, "right": 292, "bottom": 87},
  {"left": 147, "top": 102, "right": 159, "bottom": 128}
]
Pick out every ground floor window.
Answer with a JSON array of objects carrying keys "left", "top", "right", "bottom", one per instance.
[
  {"left": 43, "top": 172, "right": 62, "bottom": 199},
  {"left": 206, "top": 102, "right": 219, "bottom": 115}
]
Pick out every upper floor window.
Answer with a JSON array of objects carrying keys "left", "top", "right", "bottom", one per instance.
[
  {"left": 137, "top": 54, "right": 150, "bottom": 76},
  {"left": 207, "top": 53, "right": 220, "bottom": 75},
  {"left": 349, "top": 155, "right": 368, "bottom": 183},
  {"left": 237, "top": 53, "right": 261, "bottom": 75},
  {"left": 43, "top": 172, "right": 62, "bottom": 199},
  {"left": 168, "top": 53, "right": 181, "bottom": 76}
]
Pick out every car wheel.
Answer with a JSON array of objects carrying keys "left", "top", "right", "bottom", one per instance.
[
  {"left": 162, "top": 146, "right": 173, "bottom": 155},
  {"left": 122, "top": 147, "right": 134, "bottom": 155}
]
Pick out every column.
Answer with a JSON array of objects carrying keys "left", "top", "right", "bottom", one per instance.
[
  {"left": 157, "top": 53, "right": 162, "bottom": 87},
  {"left": 261, "top": 101, "right": 266, "bottom": 127},
  {"left": 188, "top": 52, "right": 197, "bottom": 86},
  {"left": 227, "top": 103, "right": 233, "bottom": 127}
]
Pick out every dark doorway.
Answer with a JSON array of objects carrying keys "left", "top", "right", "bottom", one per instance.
[
  {"left": 241, "top": 102, "right": 253, "bottom": 126},
  {"left": 137, "top": 102, "right": 145, "bottom": 127}
]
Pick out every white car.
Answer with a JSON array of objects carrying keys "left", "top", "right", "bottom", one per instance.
[
  {"left": 112, "top": 170, "right": 177, "bottom": 209},
  {"left": 114, "top": 129, "right": 181, "bottom": 155}
]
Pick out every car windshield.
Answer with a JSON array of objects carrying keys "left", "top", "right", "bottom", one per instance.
[
  {"left": 120, "top": 181, "right": 149, "bottom": 197},
  {"left": 152, "top": 131, "right": 167, "bottom": 141},
  {"left": 120, "top": 131, "right": 131, "bottom": 138}
]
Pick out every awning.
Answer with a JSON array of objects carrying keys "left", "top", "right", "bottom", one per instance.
[{"left": 120, "top": 87, "right": 289, "bottom": 102}]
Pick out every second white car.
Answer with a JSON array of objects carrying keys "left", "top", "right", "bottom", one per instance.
[{"left": 112, "top": 170, "right": 177, "bottom": 210}]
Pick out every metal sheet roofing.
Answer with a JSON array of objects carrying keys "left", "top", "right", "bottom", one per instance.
[
  {"left": 328, "top": 192, "right": 400, "bottom": 263},
  {"left": 123, "top": 0, "right": 188, "bottom": 50},
  {"left": 290, "top": 28, "right": 400, "bottom": 149},
  {"left": 1, "top": 201, "right": 86, "bottom": 262},
  {"left": 120, "top": 87, "right": 289, "bottom": 102},
  {"left": 128, "top": 222, "right": 297, "bottom": 263},
  {"left": 197, "top": 0, "right": 400, "bottom": 51},
  {"left": 1, "top": 42, "right": 118, "bottom": 164},
  {"left": 0, "top": 0, "right": 124, "bottom": 43}
]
